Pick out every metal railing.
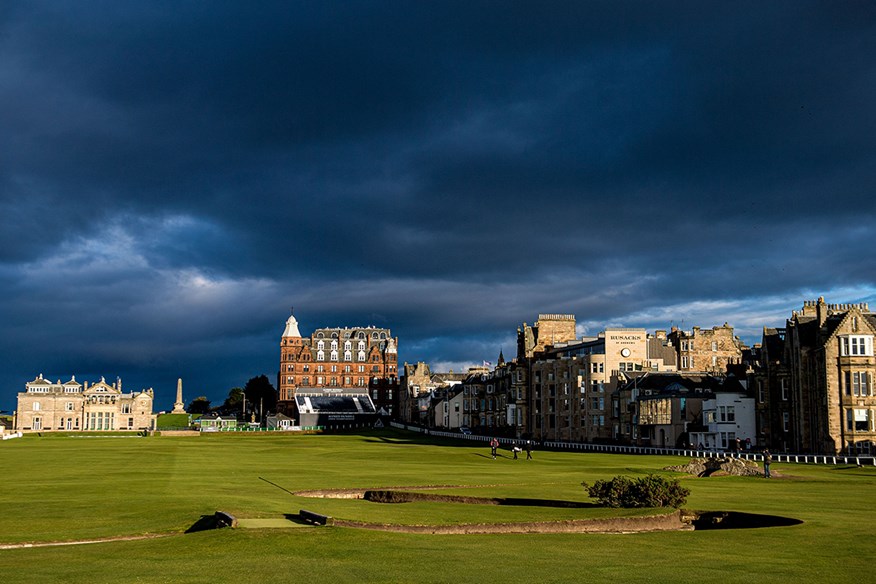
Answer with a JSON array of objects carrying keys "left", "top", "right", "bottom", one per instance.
[{"left": 389, "top": 422, "right": 876, "bottom": 466}]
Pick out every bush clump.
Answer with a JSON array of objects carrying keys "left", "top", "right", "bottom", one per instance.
[{"left": 582, "top": 474, "right": 689, "bottom": 508}]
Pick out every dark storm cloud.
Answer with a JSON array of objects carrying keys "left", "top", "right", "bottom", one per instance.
[{"left": 1, "top": 1, "right": 875, "bottom": 409}]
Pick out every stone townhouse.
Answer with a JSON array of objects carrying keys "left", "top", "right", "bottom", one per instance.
[
  {"left": 517, "top": 314, "right": 678, "bottom": 443},
  {"left": 761, "top": 298, "right": 876, "bottom": 455},
  {"left": 15, "top": 374, "right": 154, "bottom": 432},
  {"left": 613, "top": 372, "right": 755, "bottom": 449},
  {"left": 667, "top": 323, "right": 746, "bottom": 373},
  {"left": 399, "top": 362, "right": 467, "bottom": 424}
]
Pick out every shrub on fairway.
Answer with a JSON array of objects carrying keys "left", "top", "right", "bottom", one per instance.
[{"left": 582, "top": 474, "right": 689, "bottom": 508}]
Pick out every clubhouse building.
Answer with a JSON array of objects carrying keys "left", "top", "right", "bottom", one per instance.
[{"left": 15, "top": 374, "right": 155, "bottom": 432}]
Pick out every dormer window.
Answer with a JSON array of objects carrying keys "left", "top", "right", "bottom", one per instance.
[{"left": 840, "top": 335, "right": 874, "bottom": 356}]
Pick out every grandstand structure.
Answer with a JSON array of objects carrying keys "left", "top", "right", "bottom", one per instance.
[{"left": 293, "top": 388, "right": 378, "bottom": 427}]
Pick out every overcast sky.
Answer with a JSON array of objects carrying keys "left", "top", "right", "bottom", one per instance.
[{"left": 2, "top": 1, "right": 875, "bottom": 412}]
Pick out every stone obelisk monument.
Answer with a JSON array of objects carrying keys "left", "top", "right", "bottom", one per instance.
[{"left": 171, "top": 378, "right": 186, "bottom": 413}]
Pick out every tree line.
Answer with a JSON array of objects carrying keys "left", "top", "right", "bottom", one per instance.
[{"left": 186, "top": 375, "right": 277, "bottom": 420}]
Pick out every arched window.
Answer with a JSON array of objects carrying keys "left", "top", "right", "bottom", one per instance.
[
  {"left": 331, "top": 340, "right": 338, "bottom": 350},
  {"left": 317, "top": 351, "right": 325, "bottom": 361},
  {"left": 358, "top": 341, "right": 365, "bottom": 351},
  {"left": 344, "top": 341, "right": 351, "bottom": 351},
  {"left": 317, "top": 340, "right": 324, "bottom": 350},
  {"left": 344, "top": 351, "right": 352, "bottom": 361},
  {"left": 330, "top": 350, "right": 338, "bottom": 361},
  {"left": 358, "top": 351, "right": 366, "bottom": 361}
]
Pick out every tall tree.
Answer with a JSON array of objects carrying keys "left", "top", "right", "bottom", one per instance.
[
  {"left": 218, "top": 387, "right": 245, "bottom": 416},
  {"left": 187, "top": 396, "right": 211, "bottom": 414},
  {"left": 244, "top": 375, "right": 277, "bottom": 417}
]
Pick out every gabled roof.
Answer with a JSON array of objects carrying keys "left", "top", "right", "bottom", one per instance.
[{"left": 83, "top": 381, "right": 120, "bottom": 395}]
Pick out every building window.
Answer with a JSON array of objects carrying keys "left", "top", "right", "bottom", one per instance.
[
  {"left": 848, "top": 409, "right": 871, "bottom": 432},
  {"left": 33, "top": 417, "right": 42, "bottom": 430},
  {"left": 32, "top": 401, "right": 40, "bottom": 411},
  {"left": 783, "top": 412, "right": 789, "bottom": 432},
  {"left": 317, "top": 351, "right": 325, "bottom": 361},
  {"left": 711, "top": 341, "right": 717, "bottom": 351},
  {"left": 358, "top": 351, "right": 366, "bottom": 361},
  {"left": 719, "top": 406, "right": 735, "bottom": 422},
  {"left": 65, "top": 402, "right": 74, "bottom": 411},
  {"left": 840, "top": 335, "right": 875, "bottom": 357},
  {"left": 344, "top": 351, "right": 352, "bottom": 361},
  {"left": 317, "top": 340, "right": 324, "bottom": 350},
  {"left": 781, "top": 378, "right": 788, "bottom": 401},
  {"left": 849, "top": 371, "right": 872, "bottom": 396},
  {"left": 681, "top": 356, "right": 689, "bottom": 369}
]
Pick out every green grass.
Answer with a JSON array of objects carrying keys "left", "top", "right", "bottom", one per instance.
[
  {"left": 1, "top": 430, "right": 874, "bottom": 583},
  {"left": 155, "top": 413, "right": 201, "bottom": 429}
]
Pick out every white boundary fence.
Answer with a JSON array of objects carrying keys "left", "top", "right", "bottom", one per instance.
[{"left": 390, "top": 422, "right": 876, "bottom": 467}]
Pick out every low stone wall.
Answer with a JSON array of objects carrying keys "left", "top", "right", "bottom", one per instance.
[{"left": 156, "top": 430, "right": 200, "bottom": 437}]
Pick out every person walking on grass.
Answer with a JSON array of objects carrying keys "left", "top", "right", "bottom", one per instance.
[
  {"left": 763, "top": 449, "right": 772, "bottom": 478},
  {"left": 525, "top": 440, "right": 533, "bottom": 460},
  {"left": 490, "top": 437, "right": 499, "bottom": 459}
]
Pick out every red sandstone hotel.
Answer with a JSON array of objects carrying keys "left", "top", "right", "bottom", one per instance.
[{"left": 276, "top": 312, "right": 400, "bottom": 417}]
